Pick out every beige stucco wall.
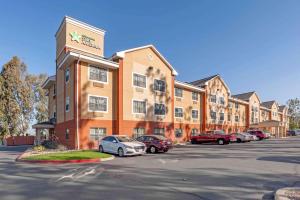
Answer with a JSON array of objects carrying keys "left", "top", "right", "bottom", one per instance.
[
  {"left": 260, "top": 109, "right": 271, "bottom": 122},
  {"left": 270, "top": 103, "right": 279, "bottom": 121},
  {"left": 79, "top": 61, "right": 117, "bottom": 120},
  {"left": 122, "top": 47, "right": 173, "bottom": 123},
  {"left": 48, "top": 84, "right": 56, "bottom": 119},
  {"left": 56, "top": 19, "right": 105, "bottom": 66},
  {"left": 174, "top": 87, "right": 201, "bottom": 124},
  {"left": 206, "top": 77, "right": 230, "bottom": 125},
  {"left": 248, "top": 94, "right": 260, "bottom": 124},
  {"left": 228, "top": 100, "right": 247, "bottom": 127}
]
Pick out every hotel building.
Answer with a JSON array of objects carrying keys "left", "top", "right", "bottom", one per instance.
[{"left": 36, "top": 16, "right": 289, "bottom": 149}]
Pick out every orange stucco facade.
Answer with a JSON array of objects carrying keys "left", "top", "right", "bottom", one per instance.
[{"left": 42, "top": 16, "right": 290, "bottom": 149}]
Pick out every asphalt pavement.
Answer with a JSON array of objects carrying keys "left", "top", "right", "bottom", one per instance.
[{"left": 0, "top": 137, "right": 300, "bottom": 200}]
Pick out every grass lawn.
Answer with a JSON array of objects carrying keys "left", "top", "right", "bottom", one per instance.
[{"left": 24, "top": 150, "right": 112, "bottom": 161}]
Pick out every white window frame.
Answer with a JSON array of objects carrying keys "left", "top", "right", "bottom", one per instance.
[
  {"left": 88, "top": 64, "right": 108, "bottom": 84},
  {"left": 210, "top": 110, "right": 217, "bottom": 120},
  {"left": 192, "top": 92, "right": 198, "bottom": 101},
  {"left": 132, "top": 99, "right": 147, "bottom": 114},
  {"left": 65, "top": 96, "right": 70, "bottom": 112},
  {"left": 235, "top": 115, "right": 240, "bottom": 122},
  {"left": 154, "top": 103, "right": 166, "bottom": 116},
  {"left": 175, "top": 107, "right": 184, "bottom": 118},
  {"left": 88, "top": 95, "right": 108, "bottom": 113},
  {"left": 210, "top": 94, "right": 217, "bottom": 103},
  {"left": 175, "top": 128, "right": 183, "bottom": 138},
  {"left": 65, "top": 68, "right": 70, "bottom": 84},
  {"left": 219, "top": 112, "right": 225, "bottom": 121},
  {"left": 153, "top": 79, "right": 166, "bottom": 93},
  {"left": 219, "top": 96, "right": 225, "bottom": 105},
  {"left": 89, "top": 128, "right": 106, "bottom": 141},
  {"left": 175, "top": 88, "right": 183, "bottom": 98},
  {"left": 133, "top": 128, "right": 145, "bottom": 138},
  {"left": 192, "top": 109, "right": 198, "bottom": 119},
  {"left": 132, "top": 72, "right": 147, "bottom": 89}
]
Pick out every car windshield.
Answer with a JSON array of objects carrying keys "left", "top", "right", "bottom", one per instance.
[
  {"left": 153, "top": 135, "right": 166, "bottom": 140},
  {"left": 215, "top": 130, "right": 225, "bottom": 135},
  {"left": 116, "top": 136, "right": 134, "bottom": 142}
]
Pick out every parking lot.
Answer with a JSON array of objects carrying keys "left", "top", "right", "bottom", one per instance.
[{"left": 0, "top": 137, "right": 300, "bottom": 200}]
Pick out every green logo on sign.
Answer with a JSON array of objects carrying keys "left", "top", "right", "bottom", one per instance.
[{"left": 70, "top": 31, "right": 81, "bottom": 43}]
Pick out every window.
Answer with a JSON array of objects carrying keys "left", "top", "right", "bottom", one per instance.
[
  {"left": 192, "top": 92, "right": 198, "bottom": 101},
  {"left": 235, "top": 103, "right": 239, "bottom": 109},
  {"left": 219, "top": 97, "right": 225, "bottom": 105},
  {"left": 175, "top": 107, "right": 183, "bottom": 118},
  {"left": 154, "top": 128, "right": 165, "bottom": 135},
  {"left": 192, "top": 110, "right": 198, "bottom": 119},
  {"left": 89, "top": 96, "right": 108, "bottom": 112},
  {"left": 133, "top": 73, "right": 146, "bottom": 88},
  {"left": 235, "top": 115, "right": 239, "bottom": 122},
  {"left": 65, "top": 129, "right": 69, "bottom": 140},
  {"left": 220, "top": 113, "right": 224, "bottom": 121},
  {"left": 191, "top": 128, "right": 198, "bottom": 135},
  {"left": 154, "top": 103, "right": 166, "bottom": 115},
  {"left": 65, "top": 68, "right": 70, "bottom": 83},
  {"left": 90, "top": 128, "right": 106, "bottom": 140},
  {"left": 175, "top": 129, "right": 183, "bottom": 138},
  {"left": 65, "top": 97, "right": 70, "bottom": 112},
  {"left": 53, "top": 105, "right": 56, "bottom": 118},
  {"left": 210, "top": 95, "right": 217, "bottom": 103},
  {"left": 228, "top": 114, "right": 231, "bottom": 121},
  {"left": 175, "top": 88, "right": 183, "bottom": 97},
  {"left": 228, "top": 102, "right": 232, "bottom": 108},
  {"left": 154, "top": 79, "right": 166, "bottom": 92},
  {"left": 133, "top": 128, "right": 145, "bottom": 138},
  {"left": 89, "top": 65, "right": 107, "bottom": 83},
  {"left": 53, "top": 86, "right": 56, "bottom": 96},
  {"left": 210, "top": 111, "right": 217, "bottom": 120},
  {"left": 133, "top": 100, "right": 146, "bottom": 114}
]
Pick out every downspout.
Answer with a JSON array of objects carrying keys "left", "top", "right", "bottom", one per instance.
[{"left": 76, "top": 55, "right": 81, "bottom": 150}]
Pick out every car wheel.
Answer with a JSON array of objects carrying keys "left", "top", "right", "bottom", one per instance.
[
  {"left": 149, "top": 146, "right": 157, "bottom": 153},
  {"left": 191, "top": 139, "right": 197, "bottom": 144},
  {"left": 237, "top": 138, "right": 242, "bottom": 143},
  {"left": 163, "top": 148, "right": 168, "bottom": 153},
  {"left": 217, "top": 139, "right": 225, "bottom": 145},
  {"left": 118, "top": 148, "right": 124, "bottom": 157},
  {"left": 99, "top": 145, "right": 104, "bottom": 153}
]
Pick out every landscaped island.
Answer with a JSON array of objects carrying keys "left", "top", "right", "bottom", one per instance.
[{"left": 23, "top": 150, "right": 111, "bottom": 161}]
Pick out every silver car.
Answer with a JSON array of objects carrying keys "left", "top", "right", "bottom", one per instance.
[
  {"left": 243, "top": 132, "right": 258, "bottom": 141},
  {"left": 99, "top": 135, "right": 146, "bottom": 157},
  {"left": 233, "top": 133, "right": 251, "bottom": 143}
]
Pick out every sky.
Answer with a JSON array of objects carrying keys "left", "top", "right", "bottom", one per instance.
[{"left": 0, "top": 0, "right": 299, "bottom": 105}]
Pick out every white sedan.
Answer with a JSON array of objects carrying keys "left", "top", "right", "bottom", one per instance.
[
  {"left": 233, "top": 133, "right": 251, "bottom": 143},
  {"left": 99, "top": 135, "right": 146, "bottom": 157}
]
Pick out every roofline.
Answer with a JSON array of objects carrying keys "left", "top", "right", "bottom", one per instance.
[
  {"left": 232, "top": 91, "right": 261, "bottom": 103},
  {"left": 112, "top": 44, "right": 178, "bottom": 76},
  {"left": 228, "top": 97, "right": 249, "bottom": 105},
  {"left": 41, "top": 75, "right": 56, "bottom": 89},
  {"left": 55, "top": 16, "right": 106, "bottom": 38},
  {"left": 174, "top": 80, "right": 205, "bottom": 92},
  {"left": 57, "top": 50, "right": 119, "bottom": 70}
]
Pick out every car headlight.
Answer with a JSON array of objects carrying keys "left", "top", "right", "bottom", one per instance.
[{"left": 124, "top": 145, "right": 133, "bottom": 149}]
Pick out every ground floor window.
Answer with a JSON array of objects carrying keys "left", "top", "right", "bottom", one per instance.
[
  {"left": 133, "top": 128, "right": 145, "bottom": 138},
  {"left": 65, "top": 129, "right": 69, "bottom": 140},
  {"left": 90, "top": 128, "right": 106, "bottom": 141},
  {"left": 154, "top": 128, "right": 165, "bottom": 135},
  {"left": 175, "top": 128, "right": 183, "bottom": 138},
  {"left": 191, "top": 128, "right": 198, "bottom": 136}
]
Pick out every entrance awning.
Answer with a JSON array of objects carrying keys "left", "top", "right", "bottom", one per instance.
[
  {"left": 250, "top": 120, "right": 283, "bottom": 128},
  {"left": 32, "top": 121, "right": 55, "bottom": 129}
]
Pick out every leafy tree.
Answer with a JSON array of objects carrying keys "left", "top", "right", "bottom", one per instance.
[
  {"left": 287, "top": 98, "right": 300, "bottom": 129},
  {"left": 26, "top": 74, "right": 48, "bottom": 123},
  {"left": 0, "top": 56, "right": 33, "bottom": 136}
]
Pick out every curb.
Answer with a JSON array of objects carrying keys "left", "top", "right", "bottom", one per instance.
[
  {"left": 16, "top": 153, "right": 115, "bottom": 165},
  {"left": 275, "top": 187, "right": 300, "bottom": 200}
]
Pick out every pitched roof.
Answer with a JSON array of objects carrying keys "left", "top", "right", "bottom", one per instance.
[
  {"left": 189, "top": 74, "right": 219, "bottom": 87},
  {"left": 278, "top": 105, "right": 286, "bottom": 112},
  {"left": 231, "top": 91, "right": 256, "bottom": 101},
  {"left": 260, "top": 101, "right": 276, "bottom": 109},
  {"left": 42, "top": 75, "right": 56, "bottom": 89},
  {"left": 112, "top": 44, "right": 178, "bottom": 76}
]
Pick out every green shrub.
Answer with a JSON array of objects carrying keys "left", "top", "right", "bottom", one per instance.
[{"left": 33, "top": 145, "right": 45, "bottom": 151}]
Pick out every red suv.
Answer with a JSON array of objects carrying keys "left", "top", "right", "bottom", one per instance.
[
  {"left": 136, "top": 135, "right": 172, "bottom": 153},
  {"left": 191, "top": 130, "right": 236, "bottom": 145},
  {"left": 247, "top": 130, "right": 265, "bottom": 140}
]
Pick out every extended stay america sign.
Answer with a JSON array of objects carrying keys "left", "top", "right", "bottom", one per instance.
[{"left": 69, "top": 31, "right": 101, "bottom": 50}]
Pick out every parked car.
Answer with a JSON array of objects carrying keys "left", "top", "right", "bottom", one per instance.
[
  {"left": 243, "top": 132, "right": 258, "bottom": 141},
  {"left": 263, "top": 131, "right": 271, "bottom": 139},
  {"left": 287, "top": 130, "right": 300, "bottom": 136},
  {"left": 136, "top": 135, "right": 172, "bottom": 153},
  {"left": 191, "top": 130, "right": 236, "bottom": 145},
  {"left": 99, "top": 135, "right": 146, "bottom": 157},
  {"left": 231, "top": 133, "right": 251, "bottom": 143},
  {"left": 247, "top": 130, "right": 265, "bottom": 140}
]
